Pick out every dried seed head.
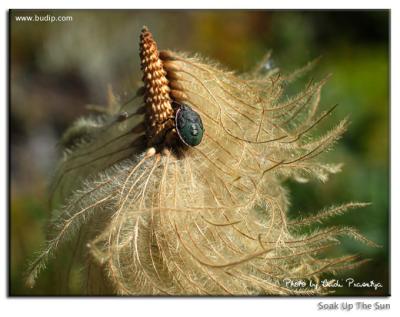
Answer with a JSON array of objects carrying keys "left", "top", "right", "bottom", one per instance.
[
  {"left": 139, "top": 26, "right": 175, "bottom": 148},
  {"left": 25, "top": 27, "right": 377, "bottom": 296}
]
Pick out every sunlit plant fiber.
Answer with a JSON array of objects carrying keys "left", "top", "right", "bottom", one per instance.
[{"left": 26, "top": 27, "right": 377, "bottom": 295}]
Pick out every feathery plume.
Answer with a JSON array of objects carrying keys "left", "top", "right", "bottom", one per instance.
[{"left": 25, "top": 26, "right": 377, "bottom": 295}]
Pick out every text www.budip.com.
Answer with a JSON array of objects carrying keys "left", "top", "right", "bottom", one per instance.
[{"left": 14, "top": 14, "right": 73, "bottom": 23}]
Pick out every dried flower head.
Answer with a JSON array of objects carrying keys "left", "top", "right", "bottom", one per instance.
[{"left": 26, "top": 26, "right": 377, "bottom": 295}]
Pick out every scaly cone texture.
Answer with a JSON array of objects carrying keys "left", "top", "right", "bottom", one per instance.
[
  {"left": 140, "top": 27, "right": 175, "bottom": 148},
  {"left": 25, "top": 27, "right": 377, "bottom": 295}
]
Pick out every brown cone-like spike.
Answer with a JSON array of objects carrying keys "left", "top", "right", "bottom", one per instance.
[
  {"left": 24, "top": 26, "right": 377, "bottom": 296},
  {"left": 139, "top": 26, "right": 175, "bottom": 148}
]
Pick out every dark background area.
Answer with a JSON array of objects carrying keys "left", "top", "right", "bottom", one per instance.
[{"left": 9, "top": 10, "right": 389, "bottom": 295}]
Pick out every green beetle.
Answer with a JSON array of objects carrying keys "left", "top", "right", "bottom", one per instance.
[{"left": 175, "top": 103, "right": 204, "bottom": 147}]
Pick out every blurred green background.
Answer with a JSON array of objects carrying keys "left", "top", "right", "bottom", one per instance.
[{"left": 10, "top": 10, "right": 389, "bottom": 296}]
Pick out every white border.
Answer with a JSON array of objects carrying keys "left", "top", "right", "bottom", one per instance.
[
  {"left": 0, "top": 0, "right": 397, "bottom": 9},
  {"left": 2, "top": 1, "right": 398, "bottom": 317}
]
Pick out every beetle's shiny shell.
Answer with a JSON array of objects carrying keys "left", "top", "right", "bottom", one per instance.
[{"left": 175, "top": 104, "right": 204, "bottom": 147}]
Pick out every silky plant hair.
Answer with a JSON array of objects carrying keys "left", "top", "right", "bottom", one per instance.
[{"left": 25, "top": 27, "right": 377, "bottom": 295}]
